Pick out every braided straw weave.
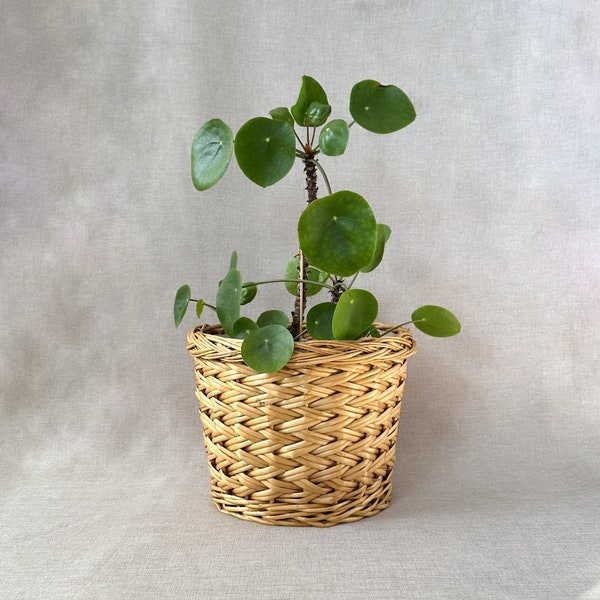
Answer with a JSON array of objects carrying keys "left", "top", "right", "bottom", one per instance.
[{"left": 187, "top": 324, "right": 416, "bottom": 527}]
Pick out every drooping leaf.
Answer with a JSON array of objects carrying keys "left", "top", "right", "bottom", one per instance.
[
  {"left": 291, "top": 75, "right": 329, "bottom": 127},
  {"left": 306, "top": 302, "right": 336, "bottom": 340},
  {"left": 306, "top": 101, "right": 331, "bottom": 127},
  {"left": 241, "top": 324, "right": 295, "bottom": 372},
  {"left": 284, "top": 257, "right": 329, "bottom": 297},
  {"left": 349, "top": 80, "right": 416, "bottom": 134},
  {"left": 191, "top": 119, "right": 234, "bottom": 191},
  {"left": 216, "top": 267, "right": 242, "bottom": 335},
  {"left": 196, "top": 299, "right": 205, "bottom": 318},
  {"left": 240, "top": 283, "right": 257, "bottom": 305},
  {"left": 332, "top": 289, "right": 378, "bottom": 340},
  {"left": 256, "top": 310, "right": 289, "bottom": 328},
  {"left": 361, "top": 224, "right": 392, "bottom": 273},
  {"left": 269, "top": 107, "right": 295, "bottom": 127},
  {"left": 232, "top": 317, "right": 258, "bottom": 339},
  {"left": 174, "top": 284, "right": 191, "bottom": 327},
  {"left": 411, "top": 305, "right": 461, "bottom": 337},
  {"left": 319, "top": 119, "right": 349, "bottom": 156},
  {"left": 298, "top": 190, "right": 377, "bottom": 277},
  {"left": 234, "top": 117, "right": 296, "bottom": 187}
]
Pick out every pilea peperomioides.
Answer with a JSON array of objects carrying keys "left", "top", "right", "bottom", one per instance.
[{"left": 174, "top": 75, "right": 461, "bottom": 372}]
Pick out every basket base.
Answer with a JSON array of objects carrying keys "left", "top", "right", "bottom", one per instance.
[{"left": 208, "top": 473, "right": 394, "bottom": 527}]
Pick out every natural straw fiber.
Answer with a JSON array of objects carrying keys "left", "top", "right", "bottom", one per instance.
[{"left": 187, "top": 324, "right": 417, "bottom": 527}]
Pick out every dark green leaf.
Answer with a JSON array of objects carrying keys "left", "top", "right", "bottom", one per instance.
[
  {"left": 216, "top": 268, "right": 242, "bottom": 335},
  {"left": 319, "top": 119, "right": 349, "bottom": 156},
  {"left": 361, "top": 224, "right": 392, "bottom": 273},
  {"left": 369, "top": 326, "right": 381, "bottom": 338},
  {"left": 174, "top": 285, "right": 191, "bottom": 327},
  {"left": 298, "top": 190, "right": 377, "bottom": 277},
  {"left": 332, "top": 289, "right": 378, "bottom": 340},
  {"left": 411, "top": 305, "right": 461, "bottom": 337},
  {"left": 291, "top": 75, "right": 329, "bottom": 126},
  {"left": 350, "top": 80, "right": 416, "bottom": 134},
  {"left": 240, "top": 283, "right": 257, "bottom": 305},
  {"left": 284, "top": 257, "right": 329, "bottom": 297},
  {"left": 269, "top": 107, "right": 295, "bottom": 127},
  {"left": 306, "top": 302, "right": 336, "bottom": 340},
  {"left": 232, "top": 317, "right": 258, "bottom": 339},
  {"left": 306, "top": 101, "right": 331, "bottom": 127},
  {"left": 241, "top": 324, "right": 295, "bottom": 372},
  {"left": 257, "top": 310, "right": 289, "bottom": 328},
  {"left": 234, "top": 117, "right": 296, "bottom": 187},
  {"left": 191, "top": 119, "right": 234, "bottom": 191}
]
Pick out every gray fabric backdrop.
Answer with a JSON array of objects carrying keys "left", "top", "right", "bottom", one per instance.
[{"left": 2, "top": 1, "right": 599, "bottom": 598}]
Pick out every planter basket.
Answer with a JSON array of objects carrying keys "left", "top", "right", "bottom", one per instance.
[{"left": 187, "top": 324, "right": 417, "bottom": 527}]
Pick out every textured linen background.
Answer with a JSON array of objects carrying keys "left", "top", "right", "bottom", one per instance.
[{"left": 1, "top": 1, "right": 599, "bottom": 598}]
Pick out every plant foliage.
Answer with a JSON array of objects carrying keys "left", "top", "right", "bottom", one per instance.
[{"left": 176, "top": 76, "right": 461, "bottom": 372}]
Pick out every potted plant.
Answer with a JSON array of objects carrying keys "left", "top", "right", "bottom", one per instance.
[{"left": 174, "top": 76, "right": 460, "bottom": 527}]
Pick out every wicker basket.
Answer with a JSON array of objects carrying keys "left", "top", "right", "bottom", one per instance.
[{"left": 187, "top": 324, "right": 416, "bottom": 527}]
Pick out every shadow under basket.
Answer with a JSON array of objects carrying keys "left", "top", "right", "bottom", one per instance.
[{"left": 187, "top": 324, "right": 417, "bottom": 527}]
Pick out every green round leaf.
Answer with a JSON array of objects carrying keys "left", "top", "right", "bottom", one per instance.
[
  {"left": 216, "top": 267, "right": 242, "bottom": 335},
  {"left": 319, "top": 119, "right": 349, "bottom": 156},
  {"left": 361, "top": 224, "right": 392, "bottom": 273},
  {"left": 240, "top": 283, "right": 257, "bottom": 305},
  {"left": 232, "top": 317, "right": 258, "bottom": 339},
  {"left": 298, "top": 190, "right": 377, "bottom": 277},
  {"left": 350, "top": 80, "right": 416, "bottom": 134},
  {"left": 174, "top": 284, "right": 191, "bottom": 327},
  {"left": 284, "top": 257, "right": 329, "bottom": 297},
  {"left": 234, "top": 117, "right": 296, "bottom": 187},
  {"left": 411, "top": 305, "right": 461, "bottom": 337},
  {"left": 306, "top": 101, "right": 331, "bottom": 127},
  {"left": 257, "top": 310, "right": 289, "bottom": 328},
  {"left": 191, "top": 119, "right": 234, "bottom": 191},
  {"left": 241, "top": 324, "right": 295, "bottom": 372},
  {"left": 332, "top": 289, "right": 378, "bottom": 340},
  {"left": 195, "top": 299, "right": 205, "bottom": 318},
  {"left": 291, "top": 75, "right": 329, "bottom": 126},
  {"left": 306, "top": 302, "right": 336, "bottom": 340},
  {"left": 269, "top": 106, "right": 295, "bottom": 127}
]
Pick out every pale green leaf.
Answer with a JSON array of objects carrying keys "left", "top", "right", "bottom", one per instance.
[
  {"left": 191, "top": 119, "right": 234, "bottom": 190},
  {"left": 241, "top": 324, "right": 295, "bottom": 372}
]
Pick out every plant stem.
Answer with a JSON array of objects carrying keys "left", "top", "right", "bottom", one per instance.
[
  {"left": 294, "top": 327, "right": 308, "bottom": 341},
  {"left": 291, "top": 151, "right": 320, "bottom": 337},
  {"left": 329, "top": 276, "right": 344, "bottom": 303},
  {"left": 191, "top": 299, "right": 216, "bottom": 311},
  {"left": 242, "top": 278, "right": 336, "bottom": 291},
  {"left": 379, "top": 320, "right": 425, "bottom": 336},
  {"left": 293, "top": 129, "right": 305, "bottom": 149},
  {"left": 306, "top": 159, "right": 332, "bottom": 196},
  {"left": 346, "top": 272, "right": 359, "bottom": 289}
]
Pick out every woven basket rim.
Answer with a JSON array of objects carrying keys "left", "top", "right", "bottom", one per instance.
[
  {"left": 187, "top": 322, "right": 417, "bottom": 361},
  {"left": 190, "top": 321, "right": 415, "bottom": 343}
]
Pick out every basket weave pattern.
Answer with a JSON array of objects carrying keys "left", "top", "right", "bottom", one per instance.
[{"left": 187, "top": 325, "right": 416, "bottom": 527}]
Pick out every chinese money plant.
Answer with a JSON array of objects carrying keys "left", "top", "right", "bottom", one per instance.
[{"left": 174, "top": 76, "right": 460, "bottom": 372}]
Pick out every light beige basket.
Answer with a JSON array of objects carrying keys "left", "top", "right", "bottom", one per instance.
[{"left": 187, "top": 324, "right": 417, "bottom": 527}]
